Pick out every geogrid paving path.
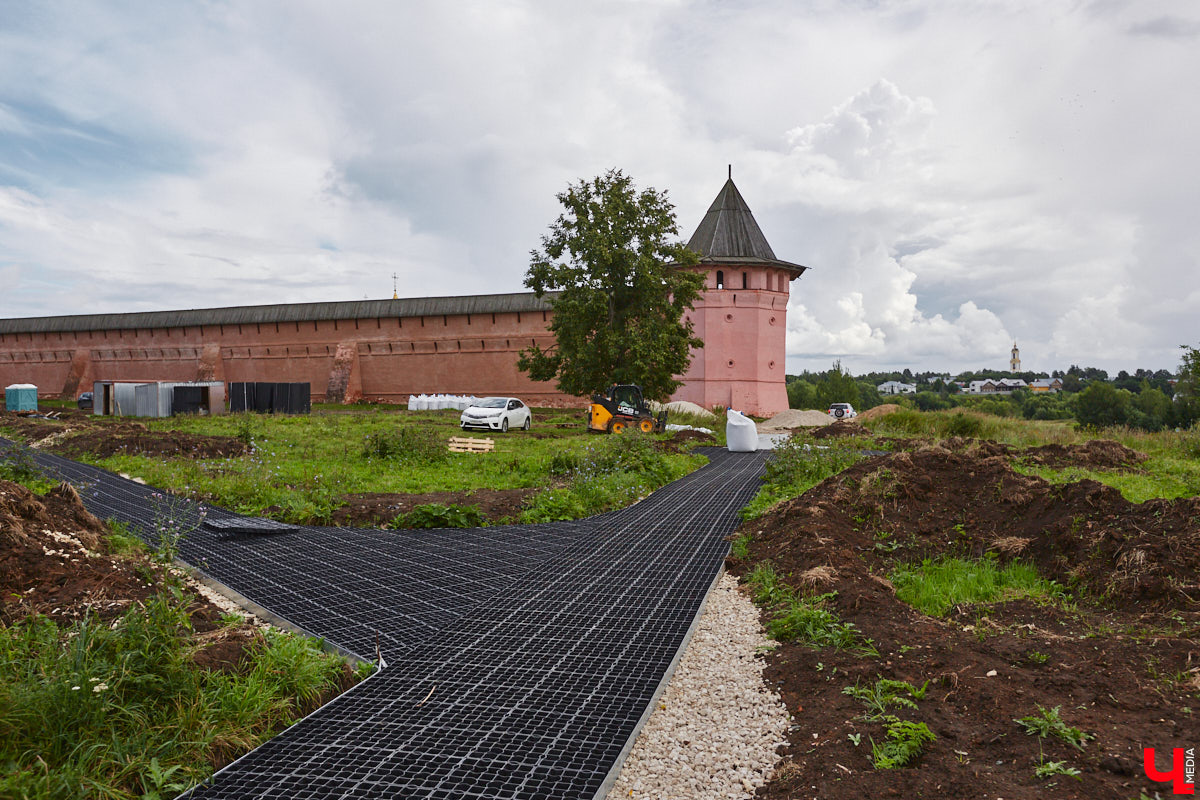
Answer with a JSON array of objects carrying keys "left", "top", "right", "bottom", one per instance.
[{"left": 24, "top": 444, "right": 768, "bottom": 799}]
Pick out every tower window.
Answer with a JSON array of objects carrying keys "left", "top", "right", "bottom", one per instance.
[
  {"left": 742, "top": 272, "right": 748, "bottom": 289},
  {"left": 715, "top": 270, "right": 724, "bottom": 289}
]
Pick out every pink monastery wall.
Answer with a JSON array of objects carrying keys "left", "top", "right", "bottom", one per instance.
[
  {"left": 0, "top": 275, "right": 794, "bottom": 415},
  {"left": 0, "top": 304, "right": 584, "bottom": 408}
]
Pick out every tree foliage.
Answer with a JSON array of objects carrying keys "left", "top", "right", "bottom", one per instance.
[{"left": 518, "top": 169, "right": 704, "bottom": 400}]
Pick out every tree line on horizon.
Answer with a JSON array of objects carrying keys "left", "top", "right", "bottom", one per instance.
[{"left": 787, "top": 348, "right": 1200, "bottom": 432}]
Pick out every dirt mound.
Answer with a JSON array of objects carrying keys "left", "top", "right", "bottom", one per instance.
[
  {"left": 731, "top": 445, "right": 1200, "bottom": 800},
  {"left": 328, "top": 488, "right": 540, "bottom": 527},
  {"left": 3, "top": 413, "right": 248, "bottom": 460},
  {"left": 809, "top": 421, "right": 868, "bottom": 439},
  {"left": 1021, "top": 439, "right": 1147, "bottom": 471},
  {"left": 760, "top": 409, "right": 833, "bottom": 430},
  {"left": 0, "top": 480, "right": 153, "bottom": 625},
  {"left": 54, "top": 424, "right": 248, "bottom": 460},
  {"left": 857, "top": 402, "right": 901, "bottom": 420},
  {"left": 828, "top": 447, "right": 1197, "bottom": 608}
]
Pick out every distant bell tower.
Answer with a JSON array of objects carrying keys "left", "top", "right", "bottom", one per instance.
[
  {"left": 670, "top": 168, "right": 808, "bottom": 415},
  {"left": 1010, "top": 342, "right": 1021, "bottom": 372}
]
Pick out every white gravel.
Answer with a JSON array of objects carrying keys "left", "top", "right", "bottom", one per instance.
[{"left": 604, "top": 572, "right": 791, "bottom": 800}]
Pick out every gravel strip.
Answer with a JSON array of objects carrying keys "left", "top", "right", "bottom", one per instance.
[{"left": 605, "top": 572, "right": 791, "bottom": 799}]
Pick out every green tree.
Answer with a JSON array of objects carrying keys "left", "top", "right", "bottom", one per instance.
[
  {"left": 813, "top": 362, "right": 861, "bottom": 409},
  {"left": 518, "top": 169, "right": 704, "bottom": 400},
  {"left": 787, "top": 379, "right": 817, "bottom": 410},
  {"left": 1074, "top": 382, "right": 1130, "bottom": 429}
]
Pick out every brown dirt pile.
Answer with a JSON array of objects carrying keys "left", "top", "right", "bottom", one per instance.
[
  {"left": 328, "top": 488, "right": 540, "bottom": 527},
  {"left": 0, "top": 478, "right": 278, "bottom": 679},
  {"left": 730, "top": 445, "right": 1199, "bottom": 800},
  {"left": 858, "top": 403, "right": 901, "bottom": 420},
  {"left": 1021, "top": 439, "right": 1148, "bottom": 471},
  {"left": 0, "top": 479, "right": 153, "bottom": 625},
  {"left": 2, "top": 412, "right": 248, "bottom": 460},
  {"left": 809, "top": 421, "right": 869, "bottom": 439}
]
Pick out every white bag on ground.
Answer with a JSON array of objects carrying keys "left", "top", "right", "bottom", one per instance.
[{"left": 725, "top": 408, "right": 758, "bottom": 452}]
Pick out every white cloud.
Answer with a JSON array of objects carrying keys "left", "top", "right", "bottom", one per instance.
[{"left": 0, "top": 0, "right": 1196, "bottom": 375}]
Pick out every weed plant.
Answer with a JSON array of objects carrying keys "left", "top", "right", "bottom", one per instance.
[
  {"left": 890, "top": 554, "right": 1068, "bottom": 617},
  {"left": 842, "top": 677, "right": 930, "bottom": 720},
  {"left": 1015, "top": 705, "right": 1094, "bottom": 750},
  {"left": 870, "top": 719, "right": 937, "bottom": 769},
  {"left": 741, "top": 437, "right": 864, "bottom": 520},
  {"left": 361, "top": 426, "right": 448, "bottom": 464},
  {"left": 394, "top": 503, "right": 486, "bottom": 529},
  {"left": 742, "top": 562, "right": 875, "bottom": 654},
  {"left": 0, "top": 438, "right": 59, "bottom": 492},
  {"left": 520, "top": 433, "right": 701, "bottom": 523}
]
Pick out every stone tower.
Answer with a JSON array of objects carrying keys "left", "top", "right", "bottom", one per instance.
[
  {"left": 1010, "top": 342, "right": 1021, "bottom": 373},
  {"left": 671, "top": 174, "right": 808, "bottom": 416}
]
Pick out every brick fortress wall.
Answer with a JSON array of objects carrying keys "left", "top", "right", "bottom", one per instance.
[{"left": 0, "top": 294, "right": 579, "bottom": 407}]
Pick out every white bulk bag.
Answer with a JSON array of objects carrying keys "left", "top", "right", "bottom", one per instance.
[{"left": 725, "top": 408, "right": 758, "bottom": 452}]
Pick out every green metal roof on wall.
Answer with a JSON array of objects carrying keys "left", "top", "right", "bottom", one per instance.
[{"left": 0, "top": 292, "right": 557, "bottom": 334}]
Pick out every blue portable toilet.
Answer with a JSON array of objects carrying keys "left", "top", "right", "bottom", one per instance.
[{"left": 4, "top": 383, "right": 38, "bottom": 412}]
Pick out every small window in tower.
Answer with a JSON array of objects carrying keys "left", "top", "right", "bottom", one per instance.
[
  {"left": 716, "top": 270, "right": 724, "bottom": 289},
  {"left": 742, "top": 272, "right": 748, "bottom": 289}
]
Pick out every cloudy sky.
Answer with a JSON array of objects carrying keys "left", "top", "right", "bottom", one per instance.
[{"left": 1, "top": 0, "right": 1196, "bottom": 375}]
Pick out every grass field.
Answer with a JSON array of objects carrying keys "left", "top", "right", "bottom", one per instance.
[{"left": 7, "top": 404, "right": 718, "bottom": 525}]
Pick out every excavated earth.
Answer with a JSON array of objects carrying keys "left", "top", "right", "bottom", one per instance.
[
  {"left": 0, "top": 478, "right": 356, "bottom": 743},
  {"left": 2, "top": 411, "right": 247, "bottom": 460},
  {"left": 730, "top": 439, "right": 1199, "bottom": 800}
]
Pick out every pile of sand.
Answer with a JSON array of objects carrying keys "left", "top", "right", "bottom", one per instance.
[
  {"left": 759, "top": 408, "right": 834, "bottom": 430},
  {"left": 858, "top": 403, "right": 901, "bottom": 421},
  {"left": 654, "top": 400, "right": 717, "bottom": 419}
]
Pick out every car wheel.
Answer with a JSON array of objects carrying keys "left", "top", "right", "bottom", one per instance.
[
  {"left": 835, "top": 409, "right": 844, "bottom": 418},
  {"left": 501, "top": 418, "right": 509, "bottom": 433},
  {"left": 522, "top": 416, "right": 530, "bottom": 431}
]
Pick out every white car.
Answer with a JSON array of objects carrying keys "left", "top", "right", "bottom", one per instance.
[
  {"left": 460, "top": 397, "right": 531, "bottom": 432},
  {"left": 828, "top": 403, "right": 857, "bottom": 420}
]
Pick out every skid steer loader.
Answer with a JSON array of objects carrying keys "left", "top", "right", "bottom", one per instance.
[{"left": 586, "top": 384, "right": 668, "bottom": 434}]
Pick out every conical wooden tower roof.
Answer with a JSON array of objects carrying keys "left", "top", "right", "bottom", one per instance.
[{"left": 684, "top": 175, "right": 807, "bottom": 276}]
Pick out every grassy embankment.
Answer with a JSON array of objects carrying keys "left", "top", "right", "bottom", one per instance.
[{"left": 0, "top": 489, "right": 366, "bottom": 799}]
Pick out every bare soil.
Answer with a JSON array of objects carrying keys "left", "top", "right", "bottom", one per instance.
[
  {"left": 2, "top": 410, "right": 247, "bottom": 460},
  {"left": 809, "top": 421, "right": 869, "bottom": 439},
  {"left": 729, "top": 440, "right": 1199, "bottom": 800},
  {"left": 328, "top": 488, "right": 541, "bottom": 527}
]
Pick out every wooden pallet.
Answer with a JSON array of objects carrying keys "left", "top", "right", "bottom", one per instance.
[{"left": 448, "top": 437, "right": 495, "bottom": 453}]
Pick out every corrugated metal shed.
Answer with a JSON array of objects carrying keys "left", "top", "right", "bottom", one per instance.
[
  {"left": 685, "top": 178, "right": 808, "bottom": 276},
  {"left": 0, "top": 292, "right": 557, "bottom": 335}
]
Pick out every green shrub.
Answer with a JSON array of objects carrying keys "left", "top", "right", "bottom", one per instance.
[
  {"left": 742, "top": 563, "right": 874, "bottom": 653},
  {"left": 394, "top": 503, "right": 486, "bottom": 529},
  {"left": 361, "top": 427, "right": 447, "bottom": 464},
  {"left": 742, "top": 437, "right": 863, "bottom": 519},
  {"left": 944, "top": 411, "right": 984, "bottom": 438}
]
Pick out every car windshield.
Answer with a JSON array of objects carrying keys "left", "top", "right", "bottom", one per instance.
[{"left": 475, "top": 397, "right": 507, "bottom": 409}]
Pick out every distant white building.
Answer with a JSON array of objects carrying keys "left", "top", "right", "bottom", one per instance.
[
  {"left": 966, "top": 378, "right": 1027, "bottom": 394},
  {"left": 878, "top": 380, "right": 918, "bottom": 395}
]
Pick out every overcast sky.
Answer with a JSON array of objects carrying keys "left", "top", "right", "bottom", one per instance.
[{"left": 1, "top": 0, "right": 1196, "bottom": 376}]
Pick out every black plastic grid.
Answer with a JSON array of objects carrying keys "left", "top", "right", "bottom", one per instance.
[{"left": 10, "top": 440, "right": 766, "bottom": 798}]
